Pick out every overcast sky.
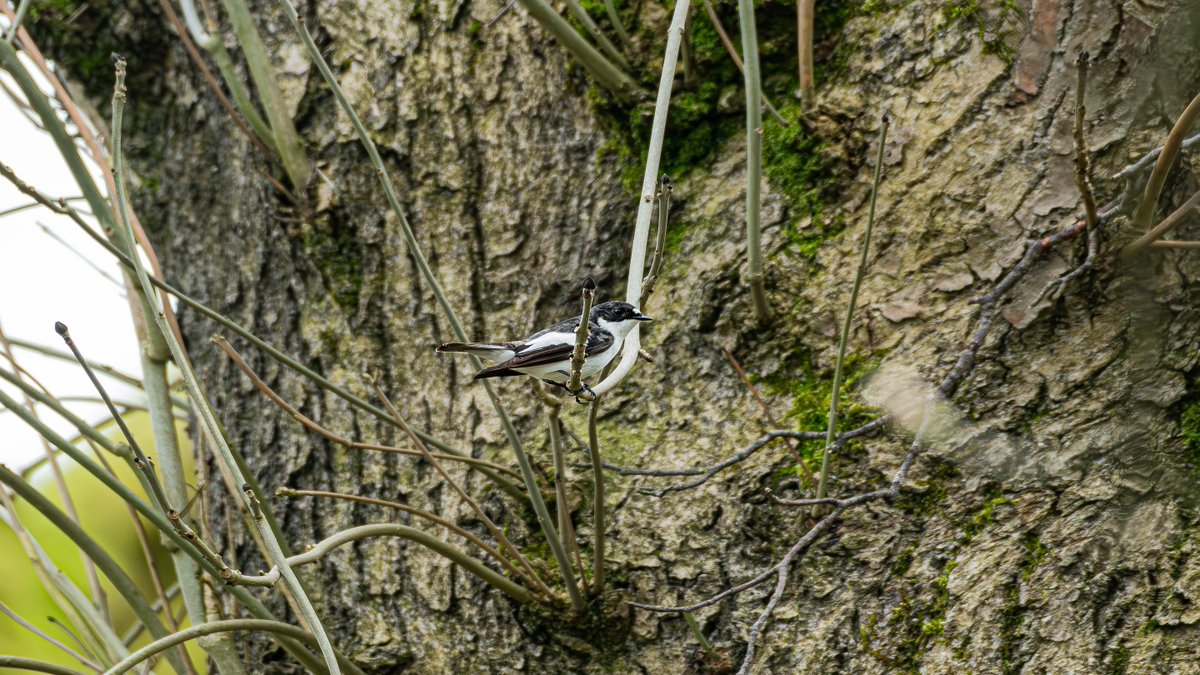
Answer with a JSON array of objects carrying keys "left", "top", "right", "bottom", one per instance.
[{"left": 1, "top": 57, "right": 145, "bottom": 470}]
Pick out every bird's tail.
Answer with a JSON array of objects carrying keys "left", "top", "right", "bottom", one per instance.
[{"left": 435, "top": 342, "right": 512, "bottom": 356}]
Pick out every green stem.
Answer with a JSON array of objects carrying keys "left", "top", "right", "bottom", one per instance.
[
  {"left": 106, "top": 619, "right": 359, "bottom": 675},
  {"left": 0, "top": 656, "right": 86, "bottom": 675},
  {"left": 175, "top": 0, "right": 275, "bottom": 149},
  {"left": 738, "top": 0, "right": 769, "bottom": 323},
  {"left": 218, "top": 0, "right": 309, "bottom": 187},
  {"left": 0, "top": 324, "right": 108, "bottom": 631},
  {"left": 238, "top": 524, "right": 536, "bottom": 603},
  {"left": 587, "top": 399, "right": 606, "bottom": 595},
  {"left": 0, "top": 41, "right": 116, "bottom": 241},
  {"left": 0, "top": 494, "right": 126, "bottom": 668},
  {"left": 514, "top": 0, "right": 640, "bottom": 98},
  {"left": 0, "top": 465, "right": 187, "bottom": 675},
  {"left": 0, "top": 375, "right": 334, "bottom": 674},
  {"left": 207, "top": 36, "right": 279, "bottom": 154},
  {"left": 602, "top": 0, "right": 631, "bottom": 47},
  {"left": 110, "top": 54, "right": 341, "bottom": 674},
  {"left": 277, "top": 488, "right": 530, "bottom": 585},
  {"left": 683, "top": 612, "right": 714, "bottom": 653},
  {"left": 591, "top": 0, "right": 692, "bottom": 397},
  {"left": 3, "top": 0, "right": 31, "bottom": 43},
  {"left": 138, "top": 346, "right": 208, "bottom": 640},
  {"left": 276, "top": 0, "right": 584, "bottom": 612},
  {"left": 815, "top": 115, "right": 889, "bottom": 501},
  {"left": 561, "top": 0, "right": 631, "bottom": 71}
]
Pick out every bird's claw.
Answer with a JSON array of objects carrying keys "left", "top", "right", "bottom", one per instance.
[{"left": 571, "top": 383, "right": 597, "bottom": 404}]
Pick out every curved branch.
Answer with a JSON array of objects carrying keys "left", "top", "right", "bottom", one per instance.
[
  {"left": 233, "top": 524, "right": 535, "bottom": 604},
  {"left": 0, "top": 656, "right": 86, "bottom": 675},
  {"left": 591, "top": 0, "right": 692, "bottom": 397},
  {"left": 105, "top": 620, "right": 355, "bottom": 675}
]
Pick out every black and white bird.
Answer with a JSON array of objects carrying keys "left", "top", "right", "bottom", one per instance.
[{"left": 435, "top": 301, "right": 652, "bottom": 391}]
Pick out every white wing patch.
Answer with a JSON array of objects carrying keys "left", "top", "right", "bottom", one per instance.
[{"left": 516, "top": 331, "right": 576, "bottom": 354}]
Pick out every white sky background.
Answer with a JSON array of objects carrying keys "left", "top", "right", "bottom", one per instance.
[{"left": 0, "top": 53, "right": 145, "bottom": 470}]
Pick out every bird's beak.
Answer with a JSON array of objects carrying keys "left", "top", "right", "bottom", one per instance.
[{"left": 634, "top": 312, "right": 653, "bottom": 322}]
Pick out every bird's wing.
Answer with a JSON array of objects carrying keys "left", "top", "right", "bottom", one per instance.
[
  {"left": 519, "top": 316, "right": 581, "bottom": 344},
  {"left": 473, "top": 327, "right": 614, "bottom": 379}
]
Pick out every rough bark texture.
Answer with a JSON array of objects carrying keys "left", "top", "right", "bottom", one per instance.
[{"left": 31, "top": 0, "right": 1200, "bottom": 672}]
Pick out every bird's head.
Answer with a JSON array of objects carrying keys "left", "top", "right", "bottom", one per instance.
[{"left": 591, "top": 301, "right": 652, "bottom": 337}]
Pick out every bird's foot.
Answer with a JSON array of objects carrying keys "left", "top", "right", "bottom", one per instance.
[{"left": 571, "top": 383, "right": 597, "bottom": 404}]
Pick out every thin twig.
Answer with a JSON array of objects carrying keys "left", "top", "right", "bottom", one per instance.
[
  {"left": 0, "top": 162, "right": 522, "bottom": 500},
  {"left": 277, "top": 1, "right": 578, "bottom": 607},
  {"left": 723, "top": 348, "right": 814, "bottom": 485},
  {"left": 222, "top": 525, "right": 535, "bottom": 603},
  {"left": 155, "top": 0, "right": 285, "bottom": 173},
  {"left": 0, "top": 373, "right": 334, "bottom": 674},
  {"left": 1073, "top": 53, "right": 1099, "bottom": 230},
  {"left": 275, "top": 487, "right": 532, "bottom": 589},
  {"left": 587, "top": 398, "right": 607, "bottom": 595},
  {"left": 816, "top": 114, "right": 889, "bottom": 502},
  {"left": 601, "top": 430, "right": 824, "bottom": 496},
  {"left": 0, "top": 464, "right": 186, "bottom": 675},
  {"left": 35, "top": 222, "right": 127, "bottom": 290},
  {"left": 0, "top": 600, "right": 102, "bottom": 671},
  {"left": 1033, "top": 53, "right": 1102, "bottom": 303},
  {"left": 213, "top": 336, "right": 526, "bottom": 486},
  {"left": 797, "top": 0, "right": 815, "bottom": 111},
  {"left": 110, "top": 53, "right": 342, "bottom": 674},
  {"left": 567, "top": 277, "right": 597, "bottom": 397},
  {"left": 105, "top": 619, "right": 364, "bottom": 675},
  {"left": 1113, "top": 132, "right": 1200, "bottom": 180},
  {"left": 1150, "top": 239, "right": 1200, "bottom": 249},
  {"left": 627, "top": 408, "right": 930, "bottom": 619},
  {"left": 371, "top": 381, "right": 557, "bottom": 601},
  {"left": 700, "top": 0, "right": 786, "bottom": 126},
  {"left": 0, "top": 319, "right": 108, "bottom": 623},
  {"left": 1123, "top": 88, "right": 1200, "bottom": 257},
  {"left": 640, "top": 175, "right": 672, "bottom": 309}
]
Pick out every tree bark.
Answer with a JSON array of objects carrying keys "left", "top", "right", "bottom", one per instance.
[{"left": 31, "top": 0, "right": 1200, "bottom": 672}]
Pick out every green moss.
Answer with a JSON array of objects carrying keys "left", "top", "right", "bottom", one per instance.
[
  {"left": 941, "top": 0, "right": 1024, "bottom": 64},
  {"left": 759, "top": 102, "right": 848, "bottom": 262},
  {"left": 1106, "top": 645, "right": 1130, "bottom": 675},
  {"left": 27, "top": 0, "right": 119, "bottom": 79},
  {"left": 302, "top": 219, "right": 365, "bottom": 313},
  {"left": 590, "top": 1, "right": 832, "bottom": 194},
  {"left": 998, "top": 580, "right": 1023, "bottom": 673},
  {"left": 1181, "top": 400, "right": 1200, "bottom": 457},
  {"left": 920, "top": 559, "right": 956, "bottom": 641},
  {"left": 1172, "top": 397, "right": 1200, "bottom": 486},
  {"left": 894, "top": 456, "right": 957, "bottom": 517},
  {"left": 758, "top": 351, "right": 881, "bottom": 433},
  {"left": 1020, "top": 535, "right": 1049, "bottom": 582},
  {"left": 962, "top": 495, "right": 1013, "bottom": 543},
  {"left": 890, "top": 544, "right": 916, "bottom": 577}
]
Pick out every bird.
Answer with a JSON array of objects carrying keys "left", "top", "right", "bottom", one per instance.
[{"left": 435, "top": 301, "right": 652, "bottom": 395}]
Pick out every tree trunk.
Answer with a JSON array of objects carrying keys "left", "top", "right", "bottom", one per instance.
[{"left": 33, "top": 0, "right": 1200, "bottom": 672}]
